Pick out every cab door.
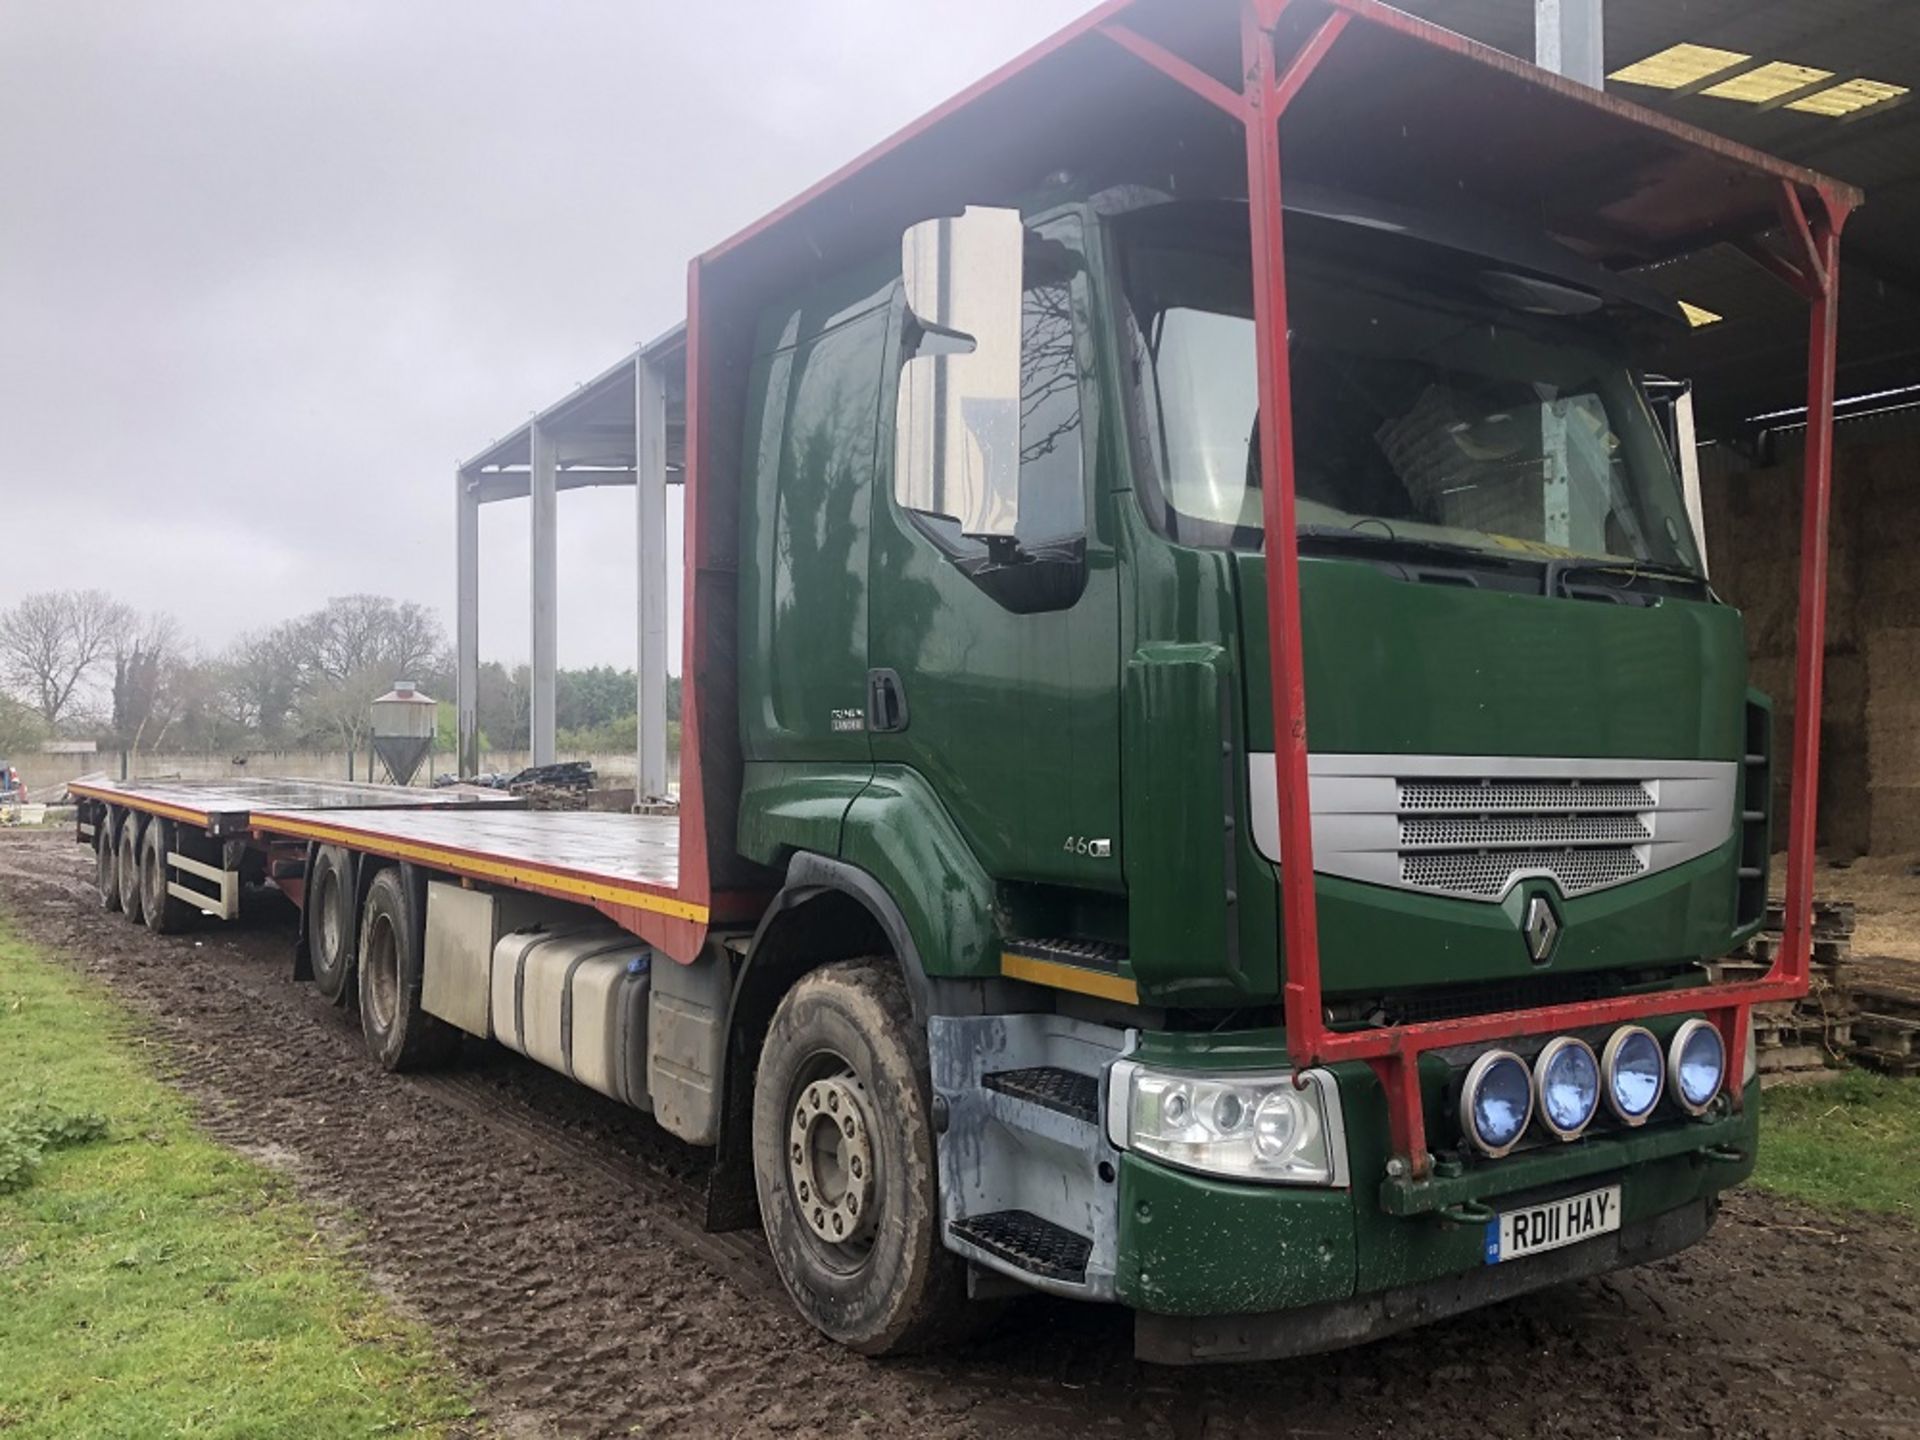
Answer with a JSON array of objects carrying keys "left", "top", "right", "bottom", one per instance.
[{"left": 866, "top": 211, "right": 1122, "bottom": 891}]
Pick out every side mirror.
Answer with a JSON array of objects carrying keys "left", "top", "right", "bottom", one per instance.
[{"left": 895, "top": 206, "right": 1024, "bottom": 543}]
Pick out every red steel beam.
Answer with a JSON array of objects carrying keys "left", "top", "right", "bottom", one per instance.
[
  {"left": 1779, "top": 207, "right": 1846, "bottom": 1010},
  {"left": 1240, "top": 1, "right": 1337, "bottom": 1101},
  {"left": 1097, "top": 22, "right": 1244, "bottom": 120},
  {"left": 1776, "top": 181, "right": 1830, "bottom": 299}
]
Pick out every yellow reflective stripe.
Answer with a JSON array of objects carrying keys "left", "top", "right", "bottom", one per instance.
[
  {"left": 259, "top": 815, "right": 709, "bottom": 924},
  {"left": 1000, "top": 951, "right": 1139, "bottom": 1005}
]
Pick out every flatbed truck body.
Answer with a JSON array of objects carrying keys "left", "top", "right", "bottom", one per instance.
[{"left": 72, "top": 0, "right": 1860, "bottom": 1365}]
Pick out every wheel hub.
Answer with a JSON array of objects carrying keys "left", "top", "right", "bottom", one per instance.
[{"left": 787, "top": 1072, "right": 877, "bottom": 1248}]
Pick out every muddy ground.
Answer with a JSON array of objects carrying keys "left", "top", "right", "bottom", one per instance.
[{"left": 1, "top": 826, "right": 1914, "bottom": 1440}]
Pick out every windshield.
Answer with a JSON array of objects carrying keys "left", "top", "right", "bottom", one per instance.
[{"left": 1121, "top": 214, "right": 1702, "bottom": 573}]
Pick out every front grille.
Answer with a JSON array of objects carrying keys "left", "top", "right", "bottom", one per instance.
[
  {"left": 1253, "top": 755, "right": 1738, "bottom": 904},
  {"left": 1393, "top": 772, "right": 1655, "bottom": 899}
]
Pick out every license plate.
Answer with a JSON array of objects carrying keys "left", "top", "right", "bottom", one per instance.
[{"left": 1485, "top": 1184, "right": 1621, "bottom": 1264}]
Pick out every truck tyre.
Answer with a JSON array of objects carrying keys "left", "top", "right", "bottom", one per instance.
[
  {"left": 356, "top": 866, "right": 459, "bottom": 1072},
  {"left": 117, "top": 815, "right": 145, "bottom": 924},
  {"left": 307, "top": 846, "right": 356, "bottom": 1005},
  {"left": 751, "top": 957, "right": 971, "bottom": 1355},
  {"left": 138, "top": 818, "right": 193, "bottom": 934},
  {"left": 96, "top": 812, "right": 121, "bottom": 912}
]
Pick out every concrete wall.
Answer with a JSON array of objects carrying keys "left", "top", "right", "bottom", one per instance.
[
  {"left": 1702, "top": 424, "right": 1920, "bottom": 856},
  {"left": 20, "top": 747, "right": 661, "bottom": 800}
]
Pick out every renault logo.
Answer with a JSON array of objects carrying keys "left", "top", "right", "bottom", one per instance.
[{"left": 1523, "top": 893, "right": 1561, "bottom": 964}]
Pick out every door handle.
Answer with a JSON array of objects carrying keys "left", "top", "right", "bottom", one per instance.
[{"left": 867, "top": 668, "right": 909, "bottom": 733}]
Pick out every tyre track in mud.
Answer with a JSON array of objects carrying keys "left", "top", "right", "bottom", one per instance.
[{"left": 3, "top": 827, "right": 1917, "bottom": 1440}]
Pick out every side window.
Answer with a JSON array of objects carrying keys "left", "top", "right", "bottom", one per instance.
[{"left": 898, "top": 226, "right": 1091, "bottom": 611}]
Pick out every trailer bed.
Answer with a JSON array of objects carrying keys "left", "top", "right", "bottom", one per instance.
[
  {"left": 253, "top": 806, "right": 695, "bottom": 924},
  {"left": 70, "top": 776, "right": 520, "bottom": 835}
]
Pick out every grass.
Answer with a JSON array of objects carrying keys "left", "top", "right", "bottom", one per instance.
[
  {"left": 1754, "top": 1068, "right": 1920, "bottom": 1220},
  {"left": 0, "top": 914, "right": 475, "bottom": 1439}
]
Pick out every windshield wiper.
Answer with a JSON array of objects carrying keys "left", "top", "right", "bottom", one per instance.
[{"left": 1544, "top": 555, "right": 1707, "bottom": 598}]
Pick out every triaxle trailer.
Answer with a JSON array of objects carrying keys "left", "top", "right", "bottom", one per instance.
[{"left": 75, "top": 0, "right": 1856, "bottom": 1364}]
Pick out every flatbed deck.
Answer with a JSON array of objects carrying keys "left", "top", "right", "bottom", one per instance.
[
  {"left": 251, "top": 806, "right": 695, "bottom": 924},
  {"left": 70, "top": 776, "right": 520, "bottom": 835}
]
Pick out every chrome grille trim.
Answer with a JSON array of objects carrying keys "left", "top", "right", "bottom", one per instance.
[
  {"left": 1399, "top": 812, "right": 1652, "bottom": 850},
  {"left": 1398, "top": 779, "right": 1652, "bottom": 814},
  {"left": 1247, "top": 754, "right": 1738, "bottom": 903}
]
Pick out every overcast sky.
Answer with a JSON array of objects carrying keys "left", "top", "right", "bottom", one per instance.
[{"left": 0, "top": 0, "right": 1090, "bottom": 673}]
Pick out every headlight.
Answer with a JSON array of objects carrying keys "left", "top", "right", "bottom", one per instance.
[
  {"left": 1533, "top": 1036, "right": 1600, "bottom": 1140},
  {"left": 1108, "top": 1063, "right": 1347, "bottom": 1186},
  {"left": 1668, "top": 1018, "right": 1726, "bottom": 1114},
  {"left": 1601, "top": 1025, "right": 1664, "bottom": 1125},
  {"left": 1460, "top": 1050, "right": 1533, "bottom": 1157}
]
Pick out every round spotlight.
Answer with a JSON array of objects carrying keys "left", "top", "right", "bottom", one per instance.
[
  {"left": 1668, "top": 1019, "right": 1727, "bottom": 1115},
  {"left": 1533, "top": 1036, "right": 1601, "bottom": 1140},
  {"left": 1460, "top": 1050, "right": 1534, "bottom": 1157},
  {"left": 1602, "top": 1026, "right": 1664, "bottom": 1126}
]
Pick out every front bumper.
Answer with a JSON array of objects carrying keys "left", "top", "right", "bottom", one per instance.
[
  {"left": 1113, "top": 1071, "right": 1759, "bottom": 1362},
  {"left": 1137, "top": 1194, "right": 1716, "bottom": 1364}
]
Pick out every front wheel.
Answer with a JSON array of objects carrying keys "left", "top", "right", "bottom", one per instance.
[{"left": 751, "top": 958, "right": 970, "bottom": 1355}]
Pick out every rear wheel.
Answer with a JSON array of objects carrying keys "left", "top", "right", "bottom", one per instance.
[
  {"left": 307, "top": 846, "right": 356, "bottom": 1005},
  {"left": 116, "top": 815, "right": 145, "bottom": 924},
  {"left": 752, "top": 958, "right": 971, "bottom": 1355},
  {"left": 96, "top": 811, "right": 121, "bottom": 912},
  {"left": 356, "top": 867, "right": 459, "bottom": 1071},
  {"left": 139, "top": 818, "right": 193, "bottom": 934}
]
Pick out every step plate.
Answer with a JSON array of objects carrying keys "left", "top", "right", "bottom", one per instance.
[
  {"left": 949, "top": 1210, "right": 1093, "bottom": 1285},
  {"left": 983, "top": 1066, "right": 1099, "bottom": 1124}
]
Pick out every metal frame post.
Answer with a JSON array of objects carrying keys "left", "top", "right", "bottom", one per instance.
[
  {"left": 529, "top": 419, "right": 559, "bottom": 767},
  {"left": 1240, "top": 0, "right": 1346, "bottom": 1080},
  {"left": 1096, "top": 0, "right": 1850, "bottom": 1184},
  {"left": 1779, "top": 196, "right": 1846, "bottom": 994},
  {"left": 456, "top": 468, "right": 482, "bottom": 779},
  {"left": 635, "top": 355, "right": 671, "bottom": 802},
  {"left": 1535, "top": 0, "right": 1605, "bottom": 89}
]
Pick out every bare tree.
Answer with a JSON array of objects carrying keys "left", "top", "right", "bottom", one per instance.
[
  {"left": 112, "top": 613, "right": 187, "bottom": 761},
  {"left": 0, "top": 590, "right": 133, "bottom": 727},
  {"left": 218, "top": 624, "right": 305, "bottom": 742},
  {"left": 289, "top": 597, "right": 448, "bottom": 775}
]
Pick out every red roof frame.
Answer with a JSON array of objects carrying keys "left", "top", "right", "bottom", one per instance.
[{"left": 667, "top": 0, "right": 1861, "bottom": 1183}]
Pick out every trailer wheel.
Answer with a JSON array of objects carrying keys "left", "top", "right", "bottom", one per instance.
[
  {"left": 356, "top": 867, "right": 459, "bottom": 1071},
  {"left": 751, "top": 958, "right": 970, "bottom": 1355},
  {"left": 96, "top": 811, "right": 122, "bottom": 912},
  {"left": 116, "top": 815, "right": 146, "bottom": 924},
  {"left": 307, "top": 846, "right": 356, "bottom": 1005},
  {"left": 138, "top": 818, "right": 193, "bottom": 934}
]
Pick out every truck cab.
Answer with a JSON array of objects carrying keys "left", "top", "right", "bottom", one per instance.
[{"left": 724, "top": 176, "right": 1777, "bottom": 1357}]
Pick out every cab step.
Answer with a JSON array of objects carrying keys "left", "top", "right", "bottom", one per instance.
[
  {"left": 1003, "top": 937, "right": 1127, "bottom": 973},
  {"left": 947, "top": 1210, "right": 1092, "bottom": 1285},
  {"left": 982, "top": 1066, "right": 1099, "bottom": 1124}
]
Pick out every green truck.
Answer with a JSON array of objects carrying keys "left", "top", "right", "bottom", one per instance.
[{"left": 78, "top": 0, "right": 1857, "bottom": 1364}]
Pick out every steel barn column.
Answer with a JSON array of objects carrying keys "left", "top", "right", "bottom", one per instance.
[
  {"left": 456, "top": 467, "right": 481, "bottom": 779},
  {"left": 635, "top": 354, "right": 671, "bottom": 803},
  {"left": 530, "top": 419, "right": 559, "bottom": 767}
]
